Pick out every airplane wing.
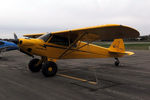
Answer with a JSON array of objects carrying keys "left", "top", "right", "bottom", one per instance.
[
  {"left": 51, "top": 24, "right": 139, "bottom": 41},
  {"left": 23, "top": 24, "right": 139, "bottom": 41},
  {"left": 50, "top": 24, "right": 139, "bottom": 58},
  {"left": 23, "top": 33, "right": 45, "bottom": 38}
]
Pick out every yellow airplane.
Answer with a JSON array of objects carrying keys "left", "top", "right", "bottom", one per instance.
[{"left": 14, "top": 24, "right": 139, "bottom": 77}]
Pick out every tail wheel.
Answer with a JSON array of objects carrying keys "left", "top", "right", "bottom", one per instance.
[
  {"left": 114, "top": 58, "right": 120, "bottom": 66},
  {"left": 28, "top": 58, "right": 42, "bottom": 72},
  {"left": 42, "top": 61, "right": 57, "bottom": 77},
  {"left": 115, "top": 61, "right": 119, "bottom": 66}
]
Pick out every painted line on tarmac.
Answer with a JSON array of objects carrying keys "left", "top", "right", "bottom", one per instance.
[{"left": 57, "top": 73, "right": 97, "bottom": 85}]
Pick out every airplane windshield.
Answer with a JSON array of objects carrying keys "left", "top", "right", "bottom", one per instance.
[{"left": 38, "top": 33, "right": 51, "bottom": 42}]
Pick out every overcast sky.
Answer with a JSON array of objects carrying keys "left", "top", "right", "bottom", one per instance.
[{"left": 0, "top": 0, "right": 149, "bottom": 38}]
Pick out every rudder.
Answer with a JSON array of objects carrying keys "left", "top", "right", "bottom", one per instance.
[{"left": 109, "top": 39, "right": 125, "bottom": 53}]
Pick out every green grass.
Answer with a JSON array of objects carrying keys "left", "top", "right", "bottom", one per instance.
[{"left": 93, "top": 42, "right": 150, "bottom": 50}]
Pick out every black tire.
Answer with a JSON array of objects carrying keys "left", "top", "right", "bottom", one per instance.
[
  {"left": 42, "top": 61, "right": 57, "bottom": 77},
  {"left": 28, "top": 58, "right": 42, "bottom": 72},
  {"left": 115, "top": 61, "right": 119, "bottom": 66}
]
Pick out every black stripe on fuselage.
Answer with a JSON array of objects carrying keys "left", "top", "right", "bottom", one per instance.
[{"left": 41, "top": 44, "right": 99, "bottom": 55}]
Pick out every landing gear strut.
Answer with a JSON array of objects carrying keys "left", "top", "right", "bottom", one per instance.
[{"left": 114, "top": 58, "right": 120, "bottom": 66}]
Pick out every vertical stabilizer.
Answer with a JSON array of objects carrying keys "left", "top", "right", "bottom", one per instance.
[{"left": 109, "top": 39, "right": 125, "bottom": 53}]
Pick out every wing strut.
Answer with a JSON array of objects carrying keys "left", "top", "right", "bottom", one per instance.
[
  {"left": 58, "top": 32, "right": 87, "bottom": 59},
  {"left": 63, "top": 31, "right": 99, "bottom": 56}
]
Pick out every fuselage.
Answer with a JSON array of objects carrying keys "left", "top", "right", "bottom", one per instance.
[{"left": 18, "top": 38, "right": 125, "bottom": 59}]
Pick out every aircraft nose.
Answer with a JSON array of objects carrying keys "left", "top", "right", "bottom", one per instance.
[
  {"left": 18, "top": 39, "right": 34, "bottom": 47},
  {"left": 17, "top": 39, "right": 34, "bottom": 58}
]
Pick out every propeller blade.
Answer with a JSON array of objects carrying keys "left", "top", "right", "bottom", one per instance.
[
  {"left": 14, "top": 33, "right": 18, "bottom": 40},
  {"left": 12, "top": 33, "right": 19, "bottom": 44}
]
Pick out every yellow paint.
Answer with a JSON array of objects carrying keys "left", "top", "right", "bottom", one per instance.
[
  {"left": 57, "top": 74, "right": 97, "bottom": 85},
  {"left": 109, "top": 39, "right": 125, "bottom": 53},
  {"left": 48, "top": 58, "right": 57, "bottom": 62},
  {"left": 18, "top": 38, "right": 134, "bottom": 60},
  {"left": 23, "top": 33, "right": 45, "bottom": 38},
  {"left": 48, "top": 67, "right": 52, "bottom": 72},
  {"left": 17, "top": 24, "right": 139, "bottom": 60}
]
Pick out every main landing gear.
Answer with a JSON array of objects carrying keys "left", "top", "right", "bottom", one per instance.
[
  {"left": 28, "top": 57, "right": 58, "bottom": 77},
  {"left": 42, "top": 61, "right": 57, "bottom": 77},
  {"left": 28, "top": 58, "right": 42, "bottom": 72},
  {"left": 114, "top": 58, "right": 120, "bottom": 66}
]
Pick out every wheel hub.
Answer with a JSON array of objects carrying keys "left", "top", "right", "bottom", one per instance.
[{"left": 48, "top": 67, "right": 53, "bottom": 72}]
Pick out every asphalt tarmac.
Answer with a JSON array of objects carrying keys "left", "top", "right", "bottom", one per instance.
[{"left": 0, "top": 50, "right": 150, "bottom": 100}]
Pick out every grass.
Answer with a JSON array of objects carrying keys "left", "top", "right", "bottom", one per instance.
[{"left": 93, "top": 42, "right": 150, "bottom": 50}]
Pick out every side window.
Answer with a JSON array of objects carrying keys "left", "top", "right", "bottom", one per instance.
[
  {"left": 49, "top": 35, "right": 69, "bottom": 46},
  {"left": 0, "top": 41, "right": 4, "bottom": 45}
]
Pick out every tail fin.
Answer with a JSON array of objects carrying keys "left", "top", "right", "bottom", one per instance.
[
  {"left": 109, "top": 39, "right": 125, "bottom": 53},
  {"left": 109, "top": 39, "right": 134, "bottom": 55}
]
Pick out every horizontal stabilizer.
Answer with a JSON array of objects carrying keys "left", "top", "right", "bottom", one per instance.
[
  {"left": 109, "top": 39, "right": 134, "bottom": 56},
  {"left": 125, "top": 51, "right": 134, "bottom": 55}
]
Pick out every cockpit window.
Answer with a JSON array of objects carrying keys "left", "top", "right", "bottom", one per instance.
[
  {"left": 0, "top": 41, "right": 4, "bottom": 45},
  {"left": 38, "top": 33, "right": 51, "bottom": 42},
  {"left": 48, "top": 35, "right": 75, "bottom": 46}
]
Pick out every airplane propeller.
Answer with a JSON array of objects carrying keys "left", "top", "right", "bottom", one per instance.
[
  {"left": 13, "top": 33, "right": 34, "bottom": 58},
  {"left": 12, "top": 33, "right": 19, "bottom": 44},
  {"left": 14, "top": 33, "right": 18, "bottom": 41}
]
